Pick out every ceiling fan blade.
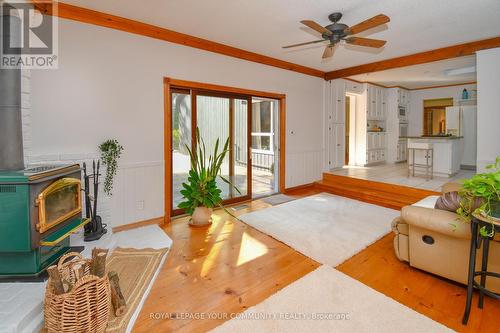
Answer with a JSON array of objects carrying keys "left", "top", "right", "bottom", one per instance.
[
  {"left": 322, "top": 45, "right": 334, "bottom": 59},
  {"left": 345, "top": 14, "right": 390, "bottom": 35},
  {"left": 345, "top": 37, "right": 386, "bottom": 48},
  {"left": 301, "top": 20, "right": 332, "bottom": 36},
  {"left": 282, "top": 39, "right": 326, "bottom": 49}
]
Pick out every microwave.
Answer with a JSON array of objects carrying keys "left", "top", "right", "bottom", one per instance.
[
  {"left": 399, "top": 122, "right": 408, "bottom": 138},
  {"left": 398, "top": 106, "right": 408, "bottom": 122}
]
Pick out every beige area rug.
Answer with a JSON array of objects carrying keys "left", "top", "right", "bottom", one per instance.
[
  {"left": 239, "top": 193, "right": 399, "bottom": 266},
  {"left": 211, "top": 265, "right": 453, "bottom": 333},
  {"left": 105, "top": 247, "right": 169, "bottom": 333}
]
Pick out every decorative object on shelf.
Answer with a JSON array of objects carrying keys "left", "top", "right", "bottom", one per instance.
[
  {"left": 457, "top": 156, "right": 500, "bottom": 237},
  {"left": 98, "top": 139, "right": 124, "bottom": 196},
  {"left": 462, "top": 88, "right": 469, "bottom": 100},
  {"left": 178, "top": 128, "right": 240, "bottom": 226},
  {"left": 44, "top": 249, "right": 111, "bottom": 333},
  {"left": 83, "top": 161, "right": 107, "bottom": 242}
]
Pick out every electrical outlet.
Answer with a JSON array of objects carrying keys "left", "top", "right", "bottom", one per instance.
[{"left": 136, "top": 200, "right": 145, "bottom": 211}]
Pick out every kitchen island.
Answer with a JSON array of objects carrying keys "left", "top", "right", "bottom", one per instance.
[{"left": 406, "top": 136, "right": 464, "bottom": 177}]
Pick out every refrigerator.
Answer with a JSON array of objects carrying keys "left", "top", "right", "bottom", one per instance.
[{"left": 445, "top": 106, "right": 477, "bottom": 167}]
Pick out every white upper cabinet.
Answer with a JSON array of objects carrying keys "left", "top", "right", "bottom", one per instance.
[
  {"left": 330, "top": 79, "right": 345, "bottom": 123},
  {"left": 366, "top": 84, "right": 387, "bottom": 121},
  {"left": 397, "top": 88, "right": 410, "bottom": 106},
  {"left": 345, "top": 80, "right": 363, "bottom": 94}
]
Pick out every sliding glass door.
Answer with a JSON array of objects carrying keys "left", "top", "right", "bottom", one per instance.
[{"left": 171, "top": 89, "right": 251, "bottom": 215}]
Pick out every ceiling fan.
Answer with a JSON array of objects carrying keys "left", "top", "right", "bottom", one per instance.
[{"left": 283, "top": 12, "right": 389, "bottom": 59}]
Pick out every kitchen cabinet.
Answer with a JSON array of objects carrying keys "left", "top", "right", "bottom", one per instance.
[
  {"left": 396, "top": 139, "right": 407, "bottom": 162},
  {"left": 345, "top": 80, "right": 363, "bottom": 94},
  {"left": 397, "top": 88, "right": 410, "bottom": 106},
  {"left": 329, "top": 123, "right": 345, "bottom": 169},
  {"left": 367, "top": 132, "right": 386, "bottom": 150},
  {"left": 366, "top": 84, "right": 387, "bottom": 120}
]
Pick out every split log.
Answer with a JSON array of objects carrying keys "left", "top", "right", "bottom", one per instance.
[
  {"left": 108, "top": 271, "right": 126, "bottom": 316},
  {"left": 91, "top": 248, "right": 109, "bottom": 277},
  {"left": 47, "top": 265, "right": 64, "bottom": 295},
  {"left": 72, "top": 263, "right": 84, "bottom": 281}
]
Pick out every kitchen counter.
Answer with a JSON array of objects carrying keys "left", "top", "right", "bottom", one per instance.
[{"left": 407, "top": 136, "right": 464, "bottom": 177}]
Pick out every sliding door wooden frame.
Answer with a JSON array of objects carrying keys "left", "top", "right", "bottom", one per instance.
[{"left": 164, "top": 77, "right": 285, "bottom": 220}]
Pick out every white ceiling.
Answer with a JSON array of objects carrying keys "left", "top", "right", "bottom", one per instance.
[
  {"left": 349, "top": 55, "right": 477, "bottom": 89},
  {"left": 62, "top": 0, "right": 500, "bottom": 72}
]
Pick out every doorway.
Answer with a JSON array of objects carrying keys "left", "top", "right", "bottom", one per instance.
[
  {"left": 165, "top": 78, "right": 286, "bottom": 218},
  {"left": 251, "top": 97, "right": 280, "bottom": 198},
  {"left": 423, "top": 98, "right": 453, "bottom": 136}
]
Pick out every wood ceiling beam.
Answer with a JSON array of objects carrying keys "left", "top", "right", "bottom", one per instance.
[
  {"left": 325, "top": 37, "right": 500, "bottom": 80},
  {"left": 33, "top": 1, "right": 325, "bottom": 78}
]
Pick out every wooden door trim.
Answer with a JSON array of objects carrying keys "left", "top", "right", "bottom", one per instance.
[
  {"left": 164, "top": 77, "right": 286, "bottom": 220},
  {"left": 325, "top": 37, "right": 500, "bottom": 80}
]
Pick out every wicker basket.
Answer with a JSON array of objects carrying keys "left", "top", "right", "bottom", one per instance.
[{"left": 44, "top": 252, "right": 111, "bottom": 333}]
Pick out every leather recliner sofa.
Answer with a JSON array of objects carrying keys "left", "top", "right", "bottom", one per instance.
[{"left": 392, "top": 183, "right": 499, "bottom": 292}]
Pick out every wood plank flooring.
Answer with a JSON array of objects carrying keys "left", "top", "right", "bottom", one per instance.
[
  {"left": 132, "top": 185, "right": 499, "bottom": 332},
  {"left": 337, "top": 233, "right": 500, "bottom": 333},
  {"left": 133, "top": 189, "right": 320, "bottom": 333}
]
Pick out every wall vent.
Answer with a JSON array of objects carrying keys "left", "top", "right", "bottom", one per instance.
[{"left": 0, "top": 185, "right": 17, "bottom": 193}]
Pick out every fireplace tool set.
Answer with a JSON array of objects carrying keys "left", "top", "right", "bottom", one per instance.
[{"left": 83, "top": 161, "right": 107, "bottom": 241}]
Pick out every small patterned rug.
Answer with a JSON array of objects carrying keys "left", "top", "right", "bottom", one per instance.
[{"left": 105, "top": 247, "right": 169, "bottom": 333}]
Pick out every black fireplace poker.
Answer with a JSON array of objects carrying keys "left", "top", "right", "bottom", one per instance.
[{"left": 83, "top": 161, "right": 107, "bottom": 241}]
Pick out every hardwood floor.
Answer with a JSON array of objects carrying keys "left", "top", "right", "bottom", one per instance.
[
  {"left": 337, "top": 233, "right": 500, "bottom": 333},
  {"left": 133, "top": 188, "right": 320, "bottom": 333},
  {"left": 132, "top": 186, "right": 499, "bottom": 332}
]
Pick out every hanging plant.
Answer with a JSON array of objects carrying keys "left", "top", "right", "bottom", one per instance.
[{"left": 99, "top": 139, "right": 124, "bottom": 195}]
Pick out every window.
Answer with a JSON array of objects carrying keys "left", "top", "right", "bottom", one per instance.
[{"left": 251, "top": 100, "right": 274, "bottom": 152}]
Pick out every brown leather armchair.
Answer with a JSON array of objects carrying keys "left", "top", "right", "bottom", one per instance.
[{"left": 392, "top": 183, "right": 500, "bottom": 292}]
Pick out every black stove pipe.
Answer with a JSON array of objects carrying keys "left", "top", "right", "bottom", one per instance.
[{"left": 0, "top": 10, "right": 24, "bottom": 171}]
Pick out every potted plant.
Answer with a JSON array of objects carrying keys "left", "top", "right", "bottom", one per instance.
[
  {"left": 178, "top": 128, "right": 240, "bottom": 227},
  {"left": 457, "top": 156, "right": 500, "bottom": 237},
  {"left": 98, "top": 139, "right": 124, "bottom": 196}
]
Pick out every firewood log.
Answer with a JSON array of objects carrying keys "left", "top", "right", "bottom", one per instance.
[
  {"left": 91, "top": 248, "right": 109, "bottom": 277},
  {"left": 108, "top": 271, "right": 126, "bottom": 316},
  {"left": 72, "top": 263, "right": 84, "bottom": 281},
  {"left": 47, "top": 265, "right": 64, "bottom": 295}
]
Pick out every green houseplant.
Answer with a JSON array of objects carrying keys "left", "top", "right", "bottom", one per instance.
[
  {"left": 99, "top": 139, "right": 124, "bottom": 196},
  {"left": 178, "top": 128, "right": 240, "bottom": 226},
  {"left": 457, "top": 156, "right": 500, "bottom": 237}
]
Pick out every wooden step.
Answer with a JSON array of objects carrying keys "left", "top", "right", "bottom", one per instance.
[
  {"left": 321, "top": 173, "right": 438, "bottom": 200},
  {"left": 315, "top": 181, "right": 405, "bottom": 210},
  {"left": 315, "top": 174, "right": 440, "bottom": 210}
]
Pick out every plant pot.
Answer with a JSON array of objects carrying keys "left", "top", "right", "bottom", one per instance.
[
  {"left": 189, "top": 206, "right": 213, "bottom": 227},
  {"left": 491, "top": 200, "right": 500, "bottom": 219}
]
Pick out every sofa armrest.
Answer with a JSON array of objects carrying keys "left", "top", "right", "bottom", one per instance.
[{"left": 401, "top": 205, "right": 470, "bottom": 239}]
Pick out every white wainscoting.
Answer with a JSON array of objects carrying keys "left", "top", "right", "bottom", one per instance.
[
  {"left": 110, "top": 161, "right": 164, "bottom": 228},
  {"left": 286, "top": 150, "right": 324, "bottom": 187}
]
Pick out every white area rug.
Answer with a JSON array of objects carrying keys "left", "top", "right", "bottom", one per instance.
[
  {"left": 211, "top": 265, "right": 453, "bottom": 333},
  {"left": 239, "top": 193, "right": 399, "bottom": 266}
]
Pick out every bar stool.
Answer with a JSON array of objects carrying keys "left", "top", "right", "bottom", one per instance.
[{"left": 407, "top": 142, "right": 433, "bottom": 180}]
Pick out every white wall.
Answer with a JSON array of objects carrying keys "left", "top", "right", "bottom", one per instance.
[
  {"left": 29, "top": 19, "right": 325, "bottom": 227},
  {"left": 408, "top": 83, "right": 477, "bottom": 136},
  {"left": 476, "top": 47, "right": 500, "bottom": 172}
]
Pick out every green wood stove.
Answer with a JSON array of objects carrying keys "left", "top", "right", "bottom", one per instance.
[{"left": 0, "top": 164, "right": 89, "bottom": 278}]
